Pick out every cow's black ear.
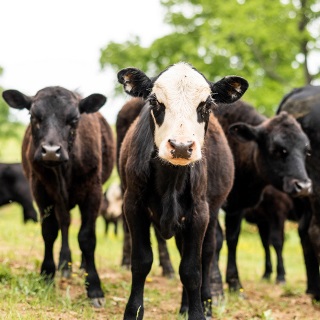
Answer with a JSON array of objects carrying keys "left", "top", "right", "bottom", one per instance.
[
  {"left": 79, "top": 94, "right": 107, "bottom": 114},
  {"left": 229, "top": 122, "right": 258, "bottom": 142},
  {"left": 117, "top": 67, "right": 153, "bottom": 98},
  {"left": 210, "top": 76, "right": 249, "bottom": 104},
  {"left": 2, "top": 90, "right": 32, "bottom": 110}
]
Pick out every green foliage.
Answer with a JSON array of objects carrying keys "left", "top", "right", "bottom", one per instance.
[
  {"left": 0, "top": 68, "right": 26, "bottom": 140},
  {"left": 100, "top": 0, "right": 320, "bottom": 116}
]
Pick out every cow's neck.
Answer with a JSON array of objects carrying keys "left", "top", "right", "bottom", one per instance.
[
  {"left": 35, "top": 162, "right": 71, "bottom": 208},
  {"left": 150, "top": 159, "right": 198, "bottom": 239},
  {"left": 153, "top": 161, "right": 189, "bottom": 195}
]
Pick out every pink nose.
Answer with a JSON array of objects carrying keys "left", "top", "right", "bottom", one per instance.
[{"left": 168, "top": 139, "right": 194, "bottom": 159}]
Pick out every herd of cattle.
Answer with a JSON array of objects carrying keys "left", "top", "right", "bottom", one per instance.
[{"left": 1, "top": 61, "right": 320, "bottom": 319}]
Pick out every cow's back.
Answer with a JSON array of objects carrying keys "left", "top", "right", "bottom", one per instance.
[
  {"left": 116, "top": 97, "right": 145, "bottom": 169},
  {"left": 215, "top": 100, "right": 266, "bottom": 132},
  {"left": 97, "top": 113, "right": 115, "bottom": 183},
  {"left": 205, "top": 114, "right": 234, "bottom": 209},
  {"left": 213, "top": 100, "right": 264, "bottom": 174}
]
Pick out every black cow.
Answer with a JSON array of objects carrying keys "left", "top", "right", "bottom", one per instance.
[
  {"left": 277, "top": 84, "right": 320, "bottom": 301},
  {"left": 213, "top": 100, "right": 312, "bottom": 295},
  {"left": 2, "top": 86, "right": 115, "bottom": 307},
  {"left": 243, "top": 185, "right": 296, "bottom": 284},
  {"left": 118, "top": 62, "right": 248, "bottom": 319},
  {"left": 116, "top": 97, "right": 174, "bottom": 278},
  {"left": 0, "top": 162, "right": 38, "bottom": 223}
]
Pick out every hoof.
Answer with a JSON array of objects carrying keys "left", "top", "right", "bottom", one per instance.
[
  {"left": 211, "top": 293, "right": 225, "bottom": 307},
  {"left": 311, "top": 294, "right": 320, "bottom": 303},
  {"left": 262, "top": 274, "right": 271, "bottom": 281},
  {"left": 229, "top": 288, "right": 246, "bottom": 300},
  {"left": 162, "top": 268, "right": 175, "bottom": 279},
  {"left": 91, "top": 297, "right": 105, "bottom": 308},
  {"left": 238, "top": 288, "right": 247, "bottom": 299},
  {"left": 61, "top": 269, "right": 72, "bottom": 279},
  {"left": 276, "top": 278, "right": 286, "bottom": 285},
  {"left": 228, "top": 279, "right": 243, "bottom": 294},
  {"left": 202, "top": 299, "right": 212, "bottom": 318},
  {"left": 179, "top": 305, "right": 188, "bottom": 316}
]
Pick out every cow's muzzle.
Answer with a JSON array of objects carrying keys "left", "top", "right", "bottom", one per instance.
[
  {"left": 41, "top": 144, "right": 68, "bottom": 163},
  {"left": 283, "top": 177, "right": 312, "bottom": 197},
  {"left": 168, "top": 139, "right": 194, "bottom": 159}
]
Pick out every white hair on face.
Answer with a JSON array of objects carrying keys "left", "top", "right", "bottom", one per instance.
[{"left": 151, "top": 62, "right": 211, "bottom": 165}]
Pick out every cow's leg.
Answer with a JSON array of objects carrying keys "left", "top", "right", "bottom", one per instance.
[
  {"left": 225, "top": 210, "right": 244, "bottom": 293},
  {"left": 211, "top": 219, "right": 224, "bottom": 304},
  {"left": 123, "top": 196, "right": 152, "bottom": 320},
  {"left": 114, "top": 220, "right": 118, "bottom": 236},
  {"left": 33, "top": 183, "right": 57, "bottom": 280},
  {"left": 104, "top": 217, "right": 110, "bottom": 235},
  {"left": 19, "top": 196, "right": 38, "bottom": 223},
  {"left": 270, "top": 220, "right": 286, "bottom": 284},
  {"left": 154, "top": 226, "right": 174, "bottom": 278},
  {"left": 175, "top": 233, "right": 189, "bottom": 314},
  {"left": 309, "top": 198, "right": 320, "bottom": 263},
  {"left": 307, "top": 197, "right": 320, "bottom": 301},
  {"left": 298, "top": 210, "right": 320, "bottom": 301},
  {"left": 179, "top": 208, "right": 209, "bottom": 320},
  {"left": 56, "top": 205, "right": 72, "bottom": 279},
  {"left": 121, "top": 218, "right": 131, "bottom": 268},
  {"left": 13, "top": 185, "right": 38, "bottom": 223},
  {"left": 78, "top": 194, "right": 104, "bottom": 307},
  {"left": 201, "top": 211, "right": 218, "bottom": 318},
  {"left": 257, "top": 222, "right": 273, "bottom": 280},
  {"left": 40, "top": 205, "right": 59, "bottom": 280},
  {"left": 23, "top": 206, "right": 38, "bottom": 223}
]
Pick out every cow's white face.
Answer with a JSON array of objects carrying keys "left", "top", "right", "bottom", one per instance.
[
  {"left": 151, "top": 63, "right": 211, "bottom": 165},
  {"left": 117, "top": 61, "right": 249, "bottom": 166}
]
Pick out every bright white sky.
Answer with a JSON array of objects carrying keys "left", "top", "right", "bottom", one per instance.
[{"left": 0, "top": 0, "right": 169, "bottom": 124}]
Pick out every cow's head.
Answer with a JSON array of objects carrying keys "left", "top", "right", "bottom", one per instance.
[
  {"left": 229, "top": 111, "right": 312, "bottom": 197},
  {"left": 2, "top": 86, "right": 106, "bottom": 166},
  {"left": 118, "top": 62, "right": 248, "bottom": 166}
]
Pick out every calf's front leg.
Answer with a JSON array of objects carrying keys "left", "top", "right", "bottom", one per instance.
[
  {"left": 123, "top": 198, "right": 152, "bottom": 320},
  {"left": 179, "top": 210, "right": 209, "bottom": 320},
  {"left": 78, "top": 197, "right": 104, "bottom": 307}
]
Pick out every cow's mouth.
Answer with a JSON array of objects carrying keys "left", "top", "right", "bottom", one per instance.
[{"left": 40, "top": 160, "right": 68, "bottom": 168}]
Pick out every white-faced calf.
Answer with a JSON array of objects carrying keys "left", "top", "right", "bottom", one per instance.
[{"left": 118, "top": 62, "right": 248, "bottom": 319}]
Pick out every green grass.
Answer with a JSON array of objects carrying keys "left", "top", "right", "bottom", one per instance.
[{"left": 0, "top": 201, "right": 314, "bottom": 319}]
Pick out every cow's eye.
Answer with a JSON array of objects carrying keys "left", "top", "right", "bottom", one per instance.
[
  {"left": 305, "top": 146, "right": 312, "bottom": 157},
  {"left": 67, "top": 116, "right": 79, "bottom": 126},
  {"left": 148, "top": 95, "right": 165, "bottom": 126},
  {"left": 197, "top": 99, "right": 211, "bottom": 123},
  {"left": 273, "top": 146, "right": 288, "bottom": 159},
  {"left": 151, "top": 102, "right": 165, "bottom": 125},
  {"left": 31, "top": 114, "right": 42, "bottom": 129}
]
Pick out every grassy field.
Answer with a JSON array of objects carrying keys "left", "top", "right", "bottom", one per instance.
[
  {"left": 0, "top": 202, "right": 319, "bottom": 319},
  {"left": 0, "top": 130, "right": 319, "bottom": 319}
]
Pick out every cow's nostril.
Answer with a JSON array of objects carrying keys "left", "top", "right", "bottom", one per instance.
[
  {"left": 293, "top": 179, "right": 312, "bottom": 196},
  {"left": 168, "top": 139, "right": 176, "bottom": 149},
  {"left": 168, "top": 140, "right": 194, "bottom": 159},
  {"left": 41, "top": 145, "right": 62, "bottom": 161}
]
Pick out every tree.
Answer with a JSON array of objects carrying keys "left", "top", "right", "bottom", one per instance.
[
  {"left": 100, "top": 0, "right": 320, "bottom": 115},
  {"left": 0, "top": 67, "right": 25, "bottom": 139}
]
